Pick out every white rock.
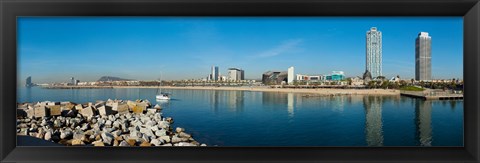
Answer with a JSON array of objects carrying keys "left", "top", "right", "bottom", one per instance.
[
  {"left": 175, "top": 127, "right": 185, "bottom": 133},
  {"left": 150, "top": 139, "right": 162, "bottom": 146},
  {"left": 155, "top": 129, "right": 167, "bottom": 137},
  {"left": 44, "top": 131, "right": 52, "bottom": 141},
  {"left": 159, "top": 136, "right": 171, "bottom": 143},
  {"left": 101, "top": 132, "right": 114, "bottom": 145}
]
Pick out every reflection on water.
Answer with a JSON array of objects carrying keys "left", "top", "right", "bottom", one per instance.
[
  {"left": 17, "top": 87, "right": 463, "bottom": 146},
  {"left": 415, "top": 100, "right": 432, "bottom": 146},
  {"left": 364, "top": 96, "right": 384, "bottom": 146},
  {"left": 287, "top": 93, "right": 294, "bottom": 117}
]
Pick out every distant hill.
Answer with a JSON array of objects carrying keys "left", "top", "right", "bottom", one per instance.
[{"left": 97, "top": 76, "right": 133, "bottom": 82}]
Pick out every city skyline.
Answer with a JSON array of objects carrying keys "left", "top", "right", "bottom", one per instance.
[{"left": 18, "top": 17, "right": 463, "bottom": 84}]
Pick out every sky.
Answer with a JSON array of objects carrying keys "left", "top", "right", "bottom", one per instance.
[{"left": 18, "top": 17, "right": 463, "bottom": 84}]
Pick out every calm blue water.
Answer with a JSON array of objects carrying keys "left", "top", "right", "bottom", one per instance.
[{"left": 17, "top": 87, "right": 464, "bottom": 146}]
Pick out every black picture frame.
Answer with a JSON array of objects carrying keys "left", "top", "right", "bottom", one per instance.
[{"left": 1, "top": 0, "right": 479, "bottom": 162}]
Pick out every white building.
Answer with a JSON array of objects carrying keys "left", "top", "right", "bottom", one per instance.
[
  {"left": 366, "top": 27, "right": 383, "bottom": 78},
  {"left": 288, "top": 66, "right": 294, "bottom": 85}
]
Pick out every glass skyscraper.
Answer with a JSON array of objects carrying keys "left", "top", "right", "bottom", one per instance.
[
  {"left": 366, "top": 27, "right": 382, "bottom": 78},
  {"left": 211, "top": 66, "right": 219, "bottom": 81},
  {"left": 415, "top": 32, "right": 432, "bottom": 81}
]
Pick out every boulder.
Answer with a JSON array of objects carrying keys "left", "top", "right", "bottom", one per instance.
[
  {"left": 132, "top": 105, "right": 144, "bottom": 114},
  {"left": 150, "top": 139, "right": 163, "bottom": 146},
  {"left": 101, "top": 132, "right": 114, "bottom": 145},
  {"left": 159, "top": 136, "right": 171, "bottom": 143},
  {"left": 154, "top": 104, "right": 161, "bottom": 110},
  {"left": 127, "top": 139, "right": 137, "bottom": 146},
  {"left": 98, "top": 105, "right": 114, "bottom": 116},
  {"left": 60, "top": 129, "right": 73, "bottom": 139},
  {"left": 80, "top": 106, "right": 95, "bottom": 118},
  {"left": 147, "top": 109, "right": 157, "bottom": 114},
  {"left": 72, "top": 139, "right": 85, "bottom": 146},
  {"left": 44, "top": 130, "right": 52, "bottom": 141},
  {"left": 48, "top": 105, "right": 62, "bottom": 116},
  {"left": 177, "top": 142, "right": 196, "bottom": 146},
  {"left": 140, "top": 141, "right": 151, "bottom": 147},
  {"left": 155, "top": 129, "right": 167, "bottom": 137},
  {"left": 119, "top": 140, "right": 129, "bottom": 146},
  {"left": 34, "top": 106, "right": 49, "bottom": 118},
  {"left": 178, "top": 132, "right": 191, "bottom": 138},
  {"left": 162, "top": 143, "right": 173, "bottom": 146},
  {"left": 93, "top": 141, "right": 105, "bottom": 146},
  {"left": 175, "top": 127, "right": 185, "bottom": 133}
]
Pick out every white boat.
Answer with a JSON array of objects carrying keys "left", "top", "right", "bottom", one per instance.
[
  {"left": 156, "top": 94, "right": 170, "bottom": 100},
  {"left": 156, "top": 74, "right": 171, "bottom": 100}
]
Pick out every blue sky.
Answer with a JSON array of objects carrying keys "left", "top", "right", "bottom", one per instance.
[{"left": 18, "top": 17, "right": 463, "bottom": 84}]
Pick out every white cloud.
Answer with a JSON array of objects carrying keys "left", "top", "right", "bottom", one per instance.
[{"left": 256, "top": 39, "right": 303, "bottom": 58}]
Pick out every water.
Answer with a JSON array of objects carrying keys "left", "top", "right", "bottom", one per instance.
[{"left": 17, "top": 87, "right": 464, "bottom": 146}]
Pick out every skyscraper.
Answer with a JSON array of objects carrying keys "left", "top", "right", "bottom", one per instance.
[
  {"left": 211, "top": 66, "right": 219, "bottom": 81},
  {"left": 415, "top": 32, "right": 432, "bottom": 81},
  {"left": 366, "top": 27, "right": 382, "bottom": 78},
  {"left": 287, "top": 66, "right": 294, "bottom": 84},
  {"left": 25, "top": 76, "right": 32, "bottom": 87}
]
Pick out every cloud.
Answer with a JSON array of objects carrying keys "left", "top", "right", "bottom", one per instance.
[{"left": 256, "top": 39, "right": 303, "bottom": 58}]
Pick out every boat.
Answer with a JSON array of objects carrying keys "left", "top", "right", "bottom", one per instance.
[{"left": 155, "top": 75, "right": 171, "bottom": 100}]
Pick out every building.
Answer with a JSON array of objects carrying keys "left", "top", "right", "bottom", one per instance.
[
  {"left": 366, "top": 27, "right": 383, "bottom": 78},
  {"left": 288, "top": 66, "right": 294, "bottom": 85},
  {"left": 415, "top": 32, "right": 432, "bottom": 81},
  {"left": 211, "top": 66, "right": 219, "bottom": 81},
  {"left": 296, "top": 74, "right": 323, "bottom": 82},
  {"left": 25, "top": 76, "right": 33, "bottom": 87},
  {"left": 262, "top": 71, "right": 288, "bottom": 85},
  {"left": 240, "top": 69, "right": 245, "bottom": 81},
  {"left": 70, "top": 77, "right": 75, "bottom": 85},
  {"left": 228, "top": 68, "right": 245, "bottom": 81},
  {"left": 324, "top": 71, "right": 345, "bottom": 81}
]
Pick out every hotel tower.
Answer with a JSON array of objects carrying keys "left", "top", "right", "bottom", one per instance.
[
  {"left": 366, "top": 27, "right": 383, "bottom": 78},
  {"left": 415, "top": 32, "right": 432, "bottom": 81}
]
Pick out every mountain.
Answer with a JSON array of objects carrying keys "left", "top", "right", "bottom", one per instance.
[{"left": 97, "top": 76, "right": 133, "bottom": 82}]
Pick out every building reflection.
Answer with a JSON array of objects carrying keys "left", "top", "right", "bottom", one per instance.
[
  {"left": 415, "top": 100, "right": 432, "bottom": 146},
  {"left": 287, "top": 93, "right": 294, "bottom": 117},
  {"left": 25, "top": 87, "right": 32, "bottom": 103},
  {"left": 262, "top": 92, "right": 288, "bottom": 106},
  {"left": 363, "top": 96, "right": 384, "bottom": 146},
  {"left": 226, "top": 91, "right": 244, "bottom": 112},
  {"left": 210, "top": 90, "right": 220, "bottom": 113}
]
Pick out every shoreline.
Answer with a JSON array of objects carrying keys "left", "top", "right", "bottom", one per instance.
[{"left": 43, "top": 86, "right": 401, "bottom": 96}]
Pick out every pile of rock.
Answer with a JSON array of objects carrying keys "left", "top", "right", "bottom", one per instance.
[{"left": 16, "top": 99, "right": 206, "bottom": 147}]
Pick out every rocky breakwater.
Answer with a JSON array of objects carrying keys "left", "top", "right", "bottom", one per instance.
[{"left": 16, "top": 99, "right": 206, "bottom": 147}]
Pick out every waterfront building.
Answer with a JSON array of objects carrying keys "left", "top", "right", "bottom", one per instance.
[
  {"left": 324, "top": 71, "right": 345, "bottom": 81},
  {"left": 70, "top": 77, "right": 74, "bottom": 85},
  {"left": 240, "top": 69, "right": 245, "bottom": 81},
  {"left": 296, "top": 74, "right": 323, "bottom": 82},
  {"left": 262, "top": 71, "right": 288, "bottom": 85},
  {"left": 211, "top": 66, "right": 219, "bottom": 81},
  {"left": 288, "top": 66, "right": 294, "bottom": 85},
  {"left": 228, "top": 68, "right": 245, "bottom": 81},
  {"left": 415, "top": 32, "right": 432, "bottom": 81},
  {"left": 366, "top": 27, "right": 383, "bottom": 78},
  {"left": 25, "top": 76, "right": 33, "bottom": 87}
]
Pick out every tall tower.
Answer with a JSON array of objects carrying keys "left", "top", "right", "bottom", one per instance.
[
  {"left": 415, "top": 32, "right": 432, "bottom": 81},
  {"left": 366, "top": 27, "right": 383, "bottom": 78},
  {"left": 211, "top": 66, "right": 219, "bottom": 81},
  {"left": 287, "top": 66, "right": 294, "bottom": 85},
  {"left": 25, "top": 76, "right": 32, "bottom": 87}
]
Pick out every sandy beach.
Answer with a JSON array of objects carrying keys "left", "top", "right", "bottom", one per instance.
[{"left": 106, "top": 86, "right": 401, "bottom": 95}]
